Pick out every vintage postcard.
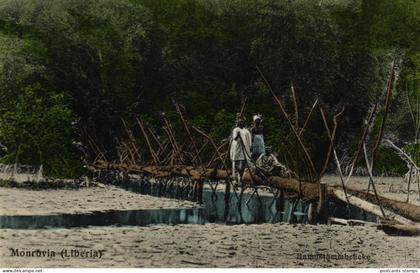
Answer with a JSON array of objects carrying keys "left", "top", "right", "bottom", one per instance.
[{"left": 0, "top": 0, "right": 419, "bottom": 271}]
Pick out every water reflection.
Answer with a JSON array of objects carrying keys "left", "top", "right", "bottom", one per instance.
[
  {"left": 0, "top": 188, "right": 312, "bottom": 229},
  {"left": 0, "top": 208, "right": 205, "bottom": 229},
  {"left": 0, "top": 181, "right": 377, "bottom": 229}
]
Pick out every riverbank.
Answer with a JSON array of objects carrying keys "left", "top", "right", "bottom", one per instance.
[
  {"left": 322, "top": 175, "right": 420, "bottom": 206},
  {"left": 0, "top": 185, "right": 196, "bottom": 216},
  {"left": 1, "top": 223, "right": 419, "bottom": 267},
  {"left": 1, "top": 177, "right": 419, "bottom": 268}
]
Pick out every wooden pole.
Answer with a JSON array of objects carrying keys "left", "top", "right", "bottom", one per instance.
[
  {"left": 363, "top": 143, "right": 386, "bottom": 217},
  {"left": 174, "top": 103, "right": 203, "bottom": 166},
  {"left": 257, "top": 66, "right": 317, "bottom": 180},
  {"left": 196, "top": 179, "right": 204, "bottom": 203},
  {"left": 344, "top": 102, "right": 378, "bottom": 184},
  {"left": 136, "top": 118, "right": 160, "bottom": 164},
  {"left": 316, "top": 181, "right": 328, "bottom": 222},
  {"left": 192, "top": 126, "right": 230, "bottom": 173},
  {"left": 367, "top": 62, "right": 396, "bottom": 194},
  {"left": 319, "top": 107, "right": 350, "bottom": 205}
]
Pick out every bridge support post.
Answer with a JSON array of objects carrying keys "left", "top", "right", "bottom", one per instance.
[
  {"left": 223, "top": 179, "right": 231, "bottom": 220},
  {"left": 196, "top": 179, "right": 204, "bottom": 203},
  {"left": 316, "top": 181, "right": 328, "bottom": 223}
]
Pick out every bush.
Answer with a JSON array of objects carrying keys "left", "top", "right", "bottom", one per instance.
[
  {"left": 375, "top": 147, "right": 407, "bottom": 175},
  {"left": 0, "top": 83, "right": 85, "bottom": 178}
]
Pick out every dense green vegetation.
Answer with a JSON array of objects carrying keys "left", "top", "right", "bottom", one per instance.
[{"left": 0, "top": 0, "right": 418, "bottom": 177}]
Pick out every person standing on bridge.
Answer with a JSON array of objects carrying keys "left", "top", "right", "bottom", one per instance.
[
  {"left": 251, "top": 114, "right": 265, "bottom": 161},
  {"left": 230, "top": 113, "right": 252, "bottom": 185}
]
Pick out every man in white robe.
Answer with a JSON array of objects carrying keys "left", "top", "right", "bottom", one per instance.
[{"left": 230, "top": 116, "right": 252, "bottom": 185}]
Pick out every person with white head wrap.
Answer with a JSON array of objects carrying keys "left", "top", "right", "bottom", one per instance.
[{"left": 251, "top": 113, "right": 265, "bottom": 161}]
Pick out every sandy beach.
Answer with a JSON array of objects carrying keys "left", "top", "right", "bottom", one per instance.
[
  {"left": 322, "top": 175, "right": 420, "bottom": 206},
  {"left": 0, "top": 185, "right": 196, "bottom": 216},
  {"left": 0, "top": 178, "right": 419, "bottom": 268},
  {"left": 1, "top": 223, "right": 419, "bottom": 268}
]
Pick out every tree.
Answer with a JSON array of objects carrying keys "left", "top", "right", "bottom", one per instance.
[
  {"left": 0, "top": 0, "right": 165, "bottom": 155},
  {"left": 0, "top": 83, "right": 84, "bottom": 178}
]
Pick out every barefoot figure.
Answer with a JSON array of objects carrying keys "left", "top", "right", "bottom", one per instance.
[{"left": 230, "top": 113, "right": 252, "bottom": 185}]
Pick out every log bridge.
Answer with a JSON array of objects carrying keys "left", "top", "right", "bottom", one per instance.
[
  {"left": 91, "top": 161, "right": 319, "bottom": 200},
  {"left": 88, "top": 92, "right": 420, "bottom": 232},
  {"left": 90, "top": 160, "right": 420, "bottom": 225}
]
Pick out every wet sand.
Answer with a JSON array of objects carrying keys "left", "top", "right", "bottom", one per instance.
[{"left": 0, "top": 223, "right": 419, "bottom": 268}]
